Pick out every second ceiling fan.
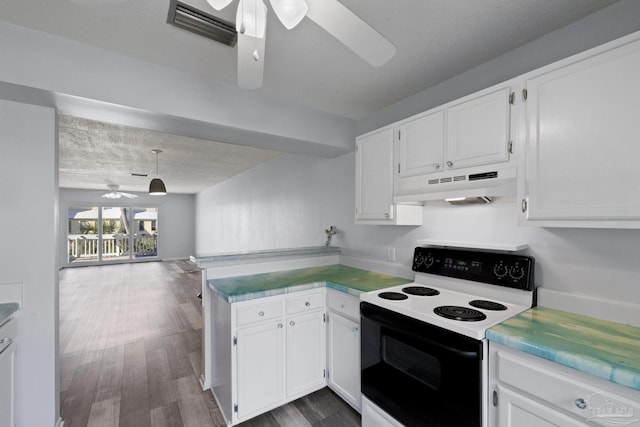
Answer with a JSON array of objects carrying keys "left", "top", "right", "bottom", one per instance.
[{"left": 206, "top": 0, "right": 396, "bottom": 89}]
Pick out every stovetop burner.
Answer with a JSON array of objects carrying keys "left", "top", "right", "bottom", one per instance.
[
  {"left": 469, "top": 300, "right": 507, "bottom": 311},
  {"left": 434, "top": 306, "right": 487, "bottom": 322},
  {"left": 402, "top": 286, "right": 440, "bottom": 296},
  {"left": 378, "top": 292, "right": 409, "bottom": 301}
]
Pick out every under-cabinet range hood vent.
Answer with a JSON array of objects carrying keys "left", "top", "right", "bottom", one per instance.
[
  {"left": 394, "top": 167, "right": 516, "bottom": 203},
  {"left": 167, "top": 0, "right": 237, "bottom": 47}
]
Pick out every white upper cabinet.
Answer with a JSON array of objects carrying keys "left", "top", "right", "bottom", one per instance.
[
  {"left": 520, "top": 31, "right": 640, "bottom": 228},
  {"left": 355, "top": 126, "right": 422, "bottom": 225},
  {"left": 398, "top": 109, "right": 445, "bottom": 178},
  {"left": 447, "top": 86, "right": 511, "bottom": 170},
  {"left": 394, "top": 82, "right": 516, "bottom": 202}
]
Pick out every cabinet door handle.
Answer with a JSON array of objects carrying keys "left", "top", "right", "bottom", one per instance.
[
  {"left": 432, "top": 163, "right": 440, "bottom": 169},
  {"left": 305, "top": 301, "right": 310, "bottom": 307},
  {"left": 277, "top": 323, "right": 283, "bottom": 328},
  {"left": 446, "top": 161, "right": 453, "bottom": 167},
  {"left": 575, "top": 398, "right": 587, "bottom": 409},
  {"left": 384, "top": 213, "right": 390, "bottom": 218},
  {"left": 289, "top": 321, "right": 295, "bottom": 326},
  {"left": 521, "top": 199, "right": 528, "bottom": 213},
  {"left": 352, "top": 327, "right": 358, "bottom": 333},
  {"left": 258, "top": 311, "right": 265, "bottom": 317},
  {"left": 0, "top": 337, "right": 13, "bottom": 354},
  {"left": 492, "top": 390, "right": 498, "bottom": 407}
]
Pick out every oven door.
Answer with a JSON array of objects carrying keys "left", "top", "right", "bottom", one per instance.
[{"left": 361, "top": 302, "right": 483, "bottom": 427}]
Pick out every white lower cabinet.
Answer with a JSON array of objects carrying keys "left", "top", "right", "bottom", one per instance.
[
  {"left": 231, "top": 289, "right": 327, "bottom": 424},
  {"left": 326, "top": 289, "right": 361, "bottom": 411},
  {"left": 489, "top": 343, "right": 640, "bottom": 427},
  {"left": 212, "top": 287, "right": 363, "bottom": 426}
]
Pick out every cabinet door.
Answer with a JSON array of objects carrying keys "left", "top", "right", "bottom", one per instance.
[
  {"left": 398, "top": 110, "right": 445, "bottom": 178},
  {"left": 446, "top": 86, "right": 511, "bottom": 170},
  {"left": 286, "top": 311, "right": 326, "bottom": 400},
  {"left": 524, "top": 36, "right": 640, "bottom": 223},
  {"left": 355, "top": 126, "right": 395, "bottom": 221},
  {"left": 327, "top": 313, "right": 360, "bottom": 410},
  {"left": 236, "top": 320, "right": 285, "bottom": 420},
  {"left": 497, "top": 386, "right": 588, "bottom": 427}
]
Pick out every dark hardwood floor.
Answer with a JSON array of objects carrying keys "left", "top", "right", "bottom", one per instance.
[{"left": 59, "top": 260, "right": 361, "bottom": 427}]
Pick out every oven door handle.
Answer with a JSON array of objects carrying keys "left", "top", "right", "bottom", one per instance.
[
  {"left": 362, "top": 307, "right": 481, "bottom": 359},
  {"left": 408, "top": 335, "right": 479, "bottom": 359}
]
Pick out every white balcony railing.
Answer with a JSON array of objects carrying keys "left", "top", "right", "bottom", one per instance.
[{"left": 67, "top": 234, "right": 157, "bottom": 262}]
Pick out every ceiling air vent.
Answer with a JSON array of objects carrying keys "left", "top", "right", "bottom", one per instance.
[{"left": 167, "top": 0, "right": 237, "bottom": 47}]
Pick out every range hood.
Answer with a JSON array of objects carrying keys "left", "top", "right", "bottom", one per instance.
[{"left": 393, "top": 167, "right": 516, "bottom": 203}]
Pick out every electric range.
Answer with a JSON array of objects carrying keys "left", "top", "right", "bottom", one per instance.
[{"left": 360, "top": 246, "right": 535, "bottom": 427}]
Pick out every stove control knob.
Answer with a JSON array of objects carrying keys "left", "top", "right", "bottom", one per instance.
[
  {"left": 509, "top": 265, "right": 526, "bottom": 280},
  {"left": 493, "top": 263, "right": 508, "bottom": 278},
  {"left": 424, "top": 255, "right": 435, "bottom": 268},
  {"left": 413, "top": 254, "right": 424, "bottom": 267}
]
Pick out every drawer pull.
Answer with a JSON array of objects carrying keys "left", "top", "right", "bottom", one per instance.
[
  {"left": 341, "top": 304, "right": 345, "bottom": 308},
  {"left": 305, "top": 301, "right": 310, "bottom": 307},
  {"left": 575, "top": 398, "right": 587, "bottom": 409},
  {"left": 277, "top": 323, "right": 283, "bottom": 329},
  {"left": 258, "top": 311, "right": 265, "bottom": 317},
  {"left": 290, "top": 321, "right": 295, "bottom": 326}
]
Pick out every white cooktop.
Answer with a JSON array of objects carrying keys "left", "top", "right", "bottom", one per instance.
[{"left": 360, "top": 279, "right": 532, "bottom": 340}]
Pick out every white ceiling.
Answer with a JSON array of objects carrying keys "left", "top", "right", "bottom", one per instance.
[{"left": 0, "top": 0, "right": 619, "bottom": 193}]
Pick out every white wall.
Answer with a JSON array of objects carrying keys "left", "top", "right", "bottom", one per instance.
[
  {"left": 196, "top": 154, "right": 337, "bottom": 253},
  {"left": 60, "top": 188, "right": 196, "bottom": 262},
  {"left": 0, "top": 100, "right": 59, "bottom": 426}
]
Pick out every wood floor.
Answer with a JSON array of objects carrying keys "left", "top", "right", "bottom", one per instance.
[{"left": 59, "top": 260, "right": 361, "bottom": 427}]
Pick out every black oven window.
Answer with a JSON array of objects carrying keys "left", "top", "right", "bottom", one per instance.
[{"left": 382, "top": 335, "right": 441, "bottom": 390}]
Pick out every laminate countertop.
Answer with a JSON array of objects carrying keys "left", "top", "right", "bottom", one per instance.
[
  {"left": 208, "top": 264, "right": 413, "bottom": 303},
  {"left": 0, "top": 302, "right": 19, "bottom": 325},
  {"left": 487, "top": 306, "right": 640, "bottom": 391}
]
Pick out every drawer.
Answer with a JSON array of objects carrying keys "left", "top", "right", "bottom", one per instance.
[
  {"left": 495, "top": 345, "right": 640, "bottom": 424},
  {"left": 286, "top": 291, "right": 324, "bottom": 315},
  {"left": 236, "top": 300, "right": 283, "bottom": 326},
  {"left": 327, "top": 290, "right": 360, "bottom": 320}
]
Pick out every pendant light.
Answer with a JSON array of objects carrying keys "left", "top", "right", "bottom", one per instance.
[{"left": 149, "top": 149, "right": 167, "bottom": 196}]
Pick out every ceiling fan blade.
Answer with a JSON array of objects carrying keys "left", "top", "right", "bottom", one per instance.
[
  {"left": 305, "top": 0, "right": 396, "bottom": 67},
  {"left": 237, "top": 32, "right": 266, "bottom": 89},
  {"left": 121, "top": 192, "right": 138, "bottom": 199}
]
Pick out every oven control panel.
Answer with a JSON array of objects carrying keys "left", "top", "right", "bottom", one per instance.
[{"left": 412, "top": 247, "right": 535, "bottom": 290}]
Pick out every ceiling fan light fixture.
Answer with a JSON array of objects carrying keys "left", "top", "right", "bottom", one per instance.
[
  {"left": 206, "top": 0, "right": 233, "bottom": 10},
  {"left": 270, "top": 0, "right": 307, "bottom": 29},
  {"left": 149, "top": 149, "right": 167, "bottom": 196},
  {"left": 236, "top": 0, "right": 267, "bottom": 38}
]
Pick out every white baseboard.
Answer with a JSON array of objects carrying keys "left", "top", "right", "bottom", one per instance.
[
  {"left": 538, "top": 288, "right": 640, "bottom": 328},
  {"left": 55, "top": 417, "right": 64, "bottom": 427}
]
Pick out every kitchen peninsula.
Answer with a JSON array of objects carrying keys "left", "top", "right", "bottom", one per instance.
[{"left": 192, "top": 246, "right": 412, "bottom": 426}]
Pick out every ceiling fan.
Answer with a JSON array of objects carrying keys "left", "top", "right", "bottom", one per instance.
[
  {"left": 101, "top": 184, "right": 138, "bottom": 199},
  {"left": 205, "top": 0, "right": 397, "bottom": 89}
]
